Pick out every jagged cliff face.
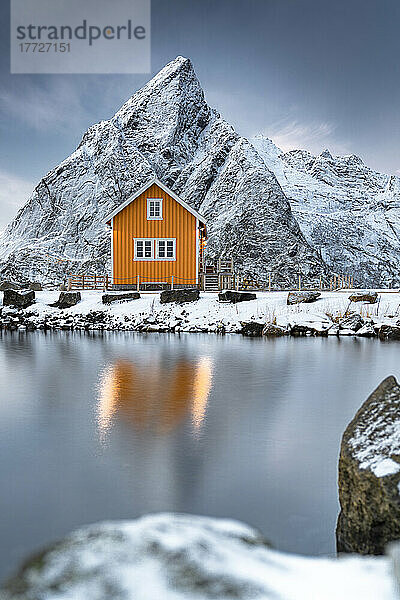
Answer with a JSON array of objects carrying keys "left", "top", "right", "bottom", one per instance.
[
  {"left": 252, "top": 136, "right": 400, "bottom": 287},
  {"left": 0, "top": 56, "right": 325, "bottom": 286},
  {"left": 4, "top": 56, "right": 398, "bottom": 288}
]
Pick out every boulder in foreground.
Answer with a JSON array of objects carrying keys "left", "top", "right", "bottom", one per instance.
[
  {"left": 337, "top": 376, "right": 400, "bottom": 555},
  {"left": 51, "top": 291, "right": 81, "bottom": 309},
  {"left": 102, "top": 292, "right": 140, "bottom": 304},
  {"left": 219, "top": 290, "right": 256, "bottom": 303},
  {"left": 160, "top": 289, "right": 200, "bottom": 304},
  {"left": 1, "top": 513, "right": 396, "bottom": 600},
  {"left": 349, "top": 292, "right": 378, "bottom": 304},
  {"left": 2, "top": 289, "right": 35, "bottom": 309},
  {"left": 287, "top": 291, "right": 321, "bottom": 305}
]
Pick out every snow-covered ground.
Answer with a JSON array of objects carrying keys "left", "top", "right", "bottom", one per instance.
[
  {"left": 1, "top": 513, "right": 397, "bottom": 600},
  {"left": 1, "top": 289, "right": 399, "bottom": 333}
]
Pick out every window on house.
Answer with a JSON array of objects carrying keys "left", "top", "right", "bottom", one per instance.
[
  {"left": 147, "top": 198, "right": 163, "bottom": 220},
  {"left": 134, "top": 238, "right": 153, "bottom": 260},
  {"left": 134, "top": 238, "right": 176, "bottom": 260},
  {"left": 156, "top": 238, "right": 176, "bottom": 260}
]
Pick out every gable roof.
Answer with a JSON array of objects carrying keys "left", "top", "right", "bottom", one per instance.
[{"left": 103, "top": 177, "right": 206, "bottom": 225}]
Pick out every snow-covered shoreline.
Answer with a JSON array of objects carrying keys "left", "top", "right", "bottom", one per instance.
[{"left": 1, "top": 289, "right": 399, "bottom": 335}]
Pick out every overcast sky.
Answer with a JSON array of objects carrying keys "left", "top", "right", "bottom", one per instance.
[{"left": 1, "top": 0, "right": 400, "bottom": 229}]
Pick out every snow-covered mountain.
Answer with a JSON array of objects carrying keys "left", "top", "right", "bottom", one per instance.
[
  {"left": 252, "top": 136, "right": 400, "bottom": 287},
  {"left": 0, "top": 56, "right": 325, "bottom": 287},
  {"left": 1, "top": 56, "right": 398, "bottom": 288}
]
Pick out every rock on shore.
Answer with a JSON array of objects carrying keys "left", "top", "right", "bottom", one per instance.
[
  {"left": 287, "top": 291, "right": 321, "bottom": 305},
  {"left": 337, "top": 376, "right": 400, "bottom": 555},
  {"left": 0, "top": 290, "right": 399, "bottom": 336},
  {"left": 0, "top": 514, "right": 397, "bottom": 600}
]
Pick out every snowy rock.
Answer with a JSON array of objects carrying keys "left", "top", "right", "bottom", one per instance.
[
  {"left": 219, "top": 290, "right": 256, "bottom": 303},
  {"left": 337, "top": 376, "right": 400, "bottom": 554},
  {"left": 0, "top": 281, "right": 22, "bottom": 291},
  {"left": 50, "top": 291, "right": 81, "bottom": 309},
  {"left": 0, "top": 57, "right": 326, "bottom": 288},
  {"left": 262, "top": 323, "right": 288, "bottom": 336},
  {"left": 339, "top": 313, "right": 364, "bottom": 332},
  {"left": 289, "top": 324, "right": 310, "bottom": 336},
  {"left": 1, "top": 513, "right": 397, "bottom": 600},
  {"left": 349, "top": 292, "right": 379, "bottom": 304},
  {"left": 2, "top": 289, "right": 35, "bottom": 309},
  {"left": 240, "top": 321, "right": 264, "bottom": 336},
  {"left": 102, "top": 292, "right": 140, "bottom": 304},
  {"left": 160, "top": 288, "right": 200, "bottom": 304},
  {"left": 286, "top": 291, "right": 321, "bottom": 305},
  {"left": 379, "top": 325, "right": 400, "bottom": 341},
  {"left": 356, "top": 323, "right": 376, "bottom": 337}
]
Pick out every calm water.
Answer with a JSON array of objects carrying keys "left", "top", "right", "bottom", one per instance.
[{"left": 0, "top": 331, "right": 399, "bottom": 579}]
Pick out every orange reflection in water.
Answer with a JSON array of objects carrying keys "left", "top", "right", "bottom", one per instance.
[
  {"left": 192, "top": 357, "right": 213, "bottom": 431},
  {"left": 97, "top": 356, "right": 213, "bottom": 439}
]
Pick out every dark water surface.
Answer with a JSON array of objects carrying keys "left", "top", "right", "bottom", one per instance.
[{"left": 0, "top": 331, "right": 399, "bottom": 579}]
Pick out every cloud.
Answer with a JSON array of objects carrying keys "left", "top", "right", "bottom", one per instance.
[
  {"left": 265, "top": 118, "right": 350, "bottom": 156},
  {"left": 0, "top": 170, "right": 35, "bottom": 231},
  {"left": 0, "top": 79, "right": 93, "bottom": 134},
  {"left": 0, "top": 76, "right": 140, "bottom": 135}
]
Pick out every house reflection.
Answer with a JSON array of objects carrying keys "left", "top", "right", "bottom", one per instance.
[{"left": 97, "top": 356, "right": 213, "bottom": 439}]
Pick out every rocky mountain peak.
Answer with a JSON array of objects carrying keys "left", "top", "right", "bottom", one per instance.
[
  {"left": 253, "top": 133, "right": 400, "bottom": 286},
  {"left": 0, "top": 58, "right": 326, "bottom": 286},
  {"left": 319, "top": 148, "right": 333, "bottom": 160}
]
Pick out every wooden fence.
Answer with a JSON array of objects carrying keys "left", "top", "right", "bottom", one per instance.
[
  {"left": 68, "top": 274, "right": 109, "bottom": 290},
  {"left": 68, "top": 272, "right": 355, "bottom": 292},
  {"left": 68, "top": 274, "right": 198, "bottom": 291}
]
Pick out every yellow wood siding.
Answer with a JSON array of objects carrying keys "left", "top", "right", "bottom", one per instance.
[{"left": 112, "top": 183, "right": 197, "bottom": 285}]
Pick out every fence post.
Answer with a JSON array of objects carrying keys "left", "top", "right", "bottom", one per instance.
[
  {"left": 82, "top": 275, "right": 85, "bottom": 290},
  {"left": 319, "top": 275, "right": 322, "bottom": 290},
  {"left": 298, "top": 275, "right": 301, "bottom": 291},
  {"left": 105, "top": 274, "right": 109, "bottom": 290},
  {"left": 67, "top": 277, "right": 71, "bottom": 291},
  {"left": 137, "top": 275, "right": 140, "bottom": 292},
  {"left": 171, "top": 275, "right": 174, "bottom": 290},
  {"left": 269, "top": 273, "right": 271, "bottom": 293}
]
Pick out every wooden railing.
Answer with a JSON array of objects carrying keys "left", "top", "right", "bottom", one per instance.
[
  {"left": 68, "top": 274, "right": 199, "bottom": 291},
  {"left": 68, "top": 274, "right": 109, "bottom": 290},
  {"left": 67, "top": 269, "right": 355, "bottom": 293}
]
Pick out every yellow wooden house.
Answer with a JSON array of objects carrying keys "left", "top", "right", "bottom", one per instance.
[{"left": 104, "top": 178, "right": 207, "bottom": 289}]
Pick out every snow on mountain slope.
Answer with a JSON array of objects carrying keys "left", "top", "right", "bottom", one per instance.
[
  {"left": 252, "top": 136, "right": 400, "bottom": 287},
  {"left": 0, "top": 57, "right": 325, "bottom": 287}
]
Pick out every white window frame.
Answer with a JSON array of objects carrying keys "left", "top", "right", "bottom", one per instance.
[
  {"left": 133, "top": 238, "right": 176, "bottom": 261},
  {"left": 133, "top": 238, "right": 154, "bottom": 261},
  {"left": 155, "top": 238, "right": 176, "bottom": 261},
  {"left": 147, "top": 198, "right": 163, "bottom": 220}
]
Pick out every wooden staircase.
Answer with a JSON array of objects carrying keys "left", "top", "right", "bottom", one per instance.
[{"left": 203, "top": 273, "right": 220, "bottom": 292}]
